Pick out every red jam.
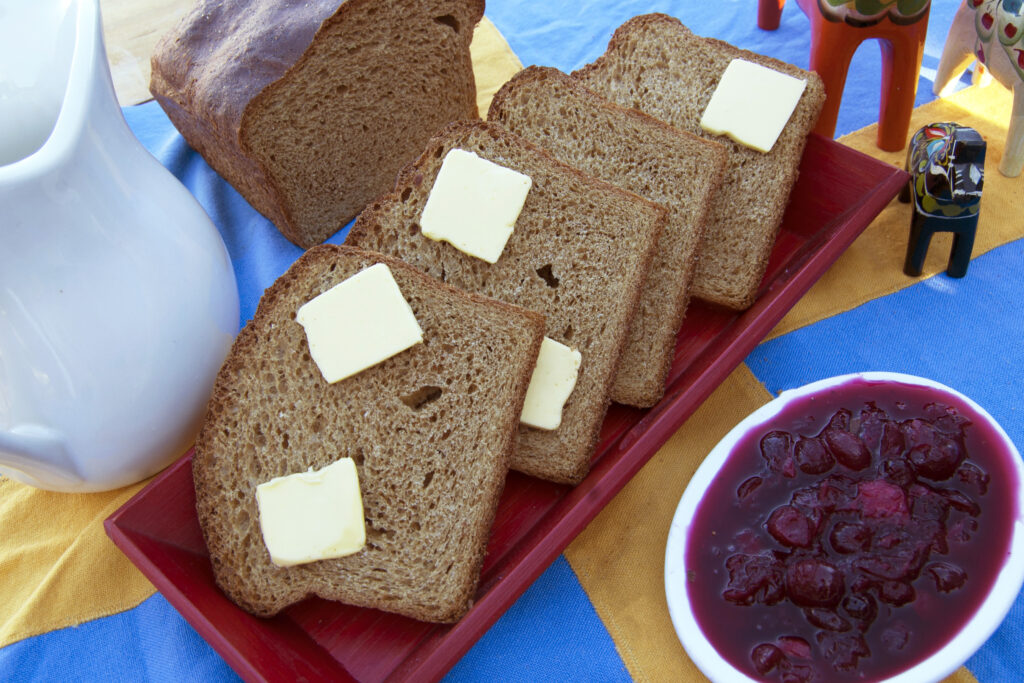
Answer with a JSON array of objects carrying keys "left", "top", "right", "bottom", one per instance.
[{"left": 685, "top": 378, "right": 1018, "bottom": 682}]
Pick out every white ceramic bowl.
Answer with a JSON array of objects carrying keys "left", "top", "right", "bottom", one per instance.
[{"left": 664, "top": 372, "right": 1024, "bottom": 683}]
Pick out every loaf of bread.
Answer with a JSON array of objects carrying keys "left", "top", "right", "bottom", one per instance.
[
  {"left": 574, "top": 14, "right": 826, "bottom": 310},
  {"left": 149, "top": 0, "right": 484, "bottom": 248},
  {"left": 347, "top": 120, "right": 666, "bottom": 484},
  {"left": 193, "top": 245, "right": 544, "bottom": 621},
  {"left": 488, "top": 66, "right": 728, "bottom": 408}
]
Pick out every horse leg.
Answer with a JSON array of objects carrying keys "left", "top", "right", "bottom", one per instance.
[
  {"left": 935, "top": 1, "right": 980, "bottom": 97},
  {"left": 904, "top": 212, "right": 936, "bottom": 277},
  {"left": 898, "top": 179, "right": 914, "bottom": 204},
  {"left": 807, "top": 18, "right": 861, "bottom": 139},
  {"left": 999, "top": 85, "right": 1024, "bottom": 177},
  {"left": 758, "top": 0, "right": 787, "bottom": 30},
  {"left": 946, "top": 216, "right": 979, "bottom": 278},
  {"left": 899, "top": 159, "right": 914, "bottom": 203},
  {"left": 878, "top": 14, "right": 929, "bottom": 151}
]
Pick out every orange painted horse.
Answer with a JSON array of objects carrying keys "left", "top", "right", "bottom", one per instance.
[{"left": 759, "top": 0, "right": 931, "bottom": 151}]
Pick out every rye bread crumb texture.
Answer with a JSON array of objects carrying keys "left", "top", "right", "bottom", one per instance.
[
  {"left": 347, "top": 120, "right": 666, "bottom": 484},
  {"left": 193, "top": 245, "right": 544, "bottom": 621},
  {"left": 574, "top": 13, "right": 826, "bottom": 310},
  {"left": 177, "top": 7, "right": 829, "bottom": 624},
  {"left": 149, "top": 0, "right": 484, "bottom": 248},
  {"left": 488, "top": 66, "right": 728, "bottom": 407}
]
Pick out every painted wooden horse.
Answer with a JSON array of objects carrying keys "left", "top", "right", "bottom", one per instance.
[
  {"left": 899, "top": 123, "right": 986, "bottom": 278},
  {"left": 934, "top": 0, "right": 1024, "bottom": 177},
  {"left": 758, "top": 0, "right": 931, "bottom": 151}
]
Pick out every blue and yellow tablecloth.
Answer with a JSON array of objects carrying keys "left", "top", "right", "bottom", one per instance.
[{"left": 3, "top": 1, "right": 1023, "bottom": 681}]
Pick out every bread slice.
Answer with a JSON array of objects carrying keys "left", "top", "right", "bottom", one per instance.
[
  {"left": 488, "top": 66, "right": 728, "bottom": 408},
  {"left": 573, "top": 14, "right": 826, "bottom": 310},
  {"left": 149, "top": 0, "right": 484, "bottom": 248},
  {"left": 193, "top": 245, "right": 544, "bottom": 622},
  {"left": 347, "top": 121, "right": 666, "bottom": 484}
]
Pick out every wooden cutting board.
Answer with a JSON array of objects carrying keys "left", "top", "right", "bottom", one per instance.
[{"left": 100, "top": 0, "right": 191, "bottom": 106}]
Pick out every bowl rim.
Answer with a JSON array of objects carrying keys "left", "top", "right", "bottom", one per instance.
[{"left": 664, "top": 371, "right": 1024, "bottom": 683}]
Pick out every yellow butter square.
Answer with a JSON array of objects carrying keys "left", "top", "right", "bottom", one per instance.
[
  {"left": 700, "top": 59, "right": 807, "bottom": 153},
  {"left": 296, "top": 263, "right": 423, "bottom": 384}
]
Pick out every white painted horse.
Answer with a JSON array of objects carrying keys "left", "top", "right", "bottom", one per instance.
[{"left": 934, "top": 0, "right": 1024, "bottom": 177}]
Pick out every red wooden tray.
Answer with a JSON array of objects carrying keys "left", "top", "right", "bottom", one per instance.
[{"left": 105, "top": 134, "right": 908, "bottom": 683}]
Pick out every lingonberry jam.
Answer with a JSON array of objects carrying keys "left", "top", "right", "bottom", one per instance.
[{"left": 685, "top": 378, "right": 1017, "bottom": 682}]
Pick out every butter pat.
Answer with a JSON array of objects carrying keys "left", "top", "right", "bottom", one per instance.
[
  {"left": 297, "top": 263, "right": 423, "bottom": 384},
  {"left": 521, "top": 337, "right": 582, "bottom": 431},
  {"left": 256, "top": 458, "right": 366, "bottom": 567},
  {"left": 700, "top": 59, "right": 807, "bottom": 153},
  {"left": 420, "top": 148, "right": 532, "bottom": 263}
]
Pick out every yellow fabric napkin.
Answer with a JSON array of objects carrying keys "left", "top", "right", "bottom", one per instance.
[
  {"left": 0, "top": 479, "right": 151, "bottom": 646},
  {"left": 768, "top": 82, "right": 1023, "bottom": 340},
  {"left": 567, "top": 364, "right": 771, "bottom": 682},
  {"left": 472, "top": 17, "right": 523, "bottom": 117},
  {"left": 0, "top": 15, "right": 524, "bottom": 649}
]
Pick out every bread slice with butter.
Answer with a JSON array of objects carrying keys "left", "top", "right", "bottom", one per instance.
[
  {"left": 193, "top": 245, "right": 544, "bottom": 621},
  {"left": 348, "top": 120, "right": 667, "bottom": 484},
  {"left": 573, "top": 13, "right": 826, "bottom": 310},
  {"left": 488, "top": 66, "right": 728, "bottom": 408}
]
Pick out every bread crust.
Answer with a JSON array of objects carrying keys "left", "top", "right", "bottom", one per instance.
[
  {"left": 574, "top": 13, "right": 826, "bottom": 310},
  {"left": 348, "top": 120, "right": 666, "bottom": 483},
  {"left": 194, "top": 245, "right": 543, "bottom": 621},
  {"left": 150, "top": 0, "right": 485, "bottom": 248}
]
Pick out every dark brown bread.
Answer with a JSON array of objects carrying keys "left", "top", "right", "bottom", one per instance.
[
  {"left": 193, "top": 245, "right": 544, "bottom": 622},
  {"left": 150, "top": 0, "right": 484, "bottom": 248},
  {"left": 573, "top": 14, "right": 826, "bottom": 310},
  {"left": 347, "top": 120, "right": 666, "bottom": 483},
  {"left": 488, "top": 66, "right": 728, "bottom": 407}
]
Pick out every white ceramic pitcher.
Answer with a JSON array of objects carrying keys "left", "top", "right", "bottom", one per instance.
[{"left": 0, "top": 0, "right": 239, "bottom": 492}]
